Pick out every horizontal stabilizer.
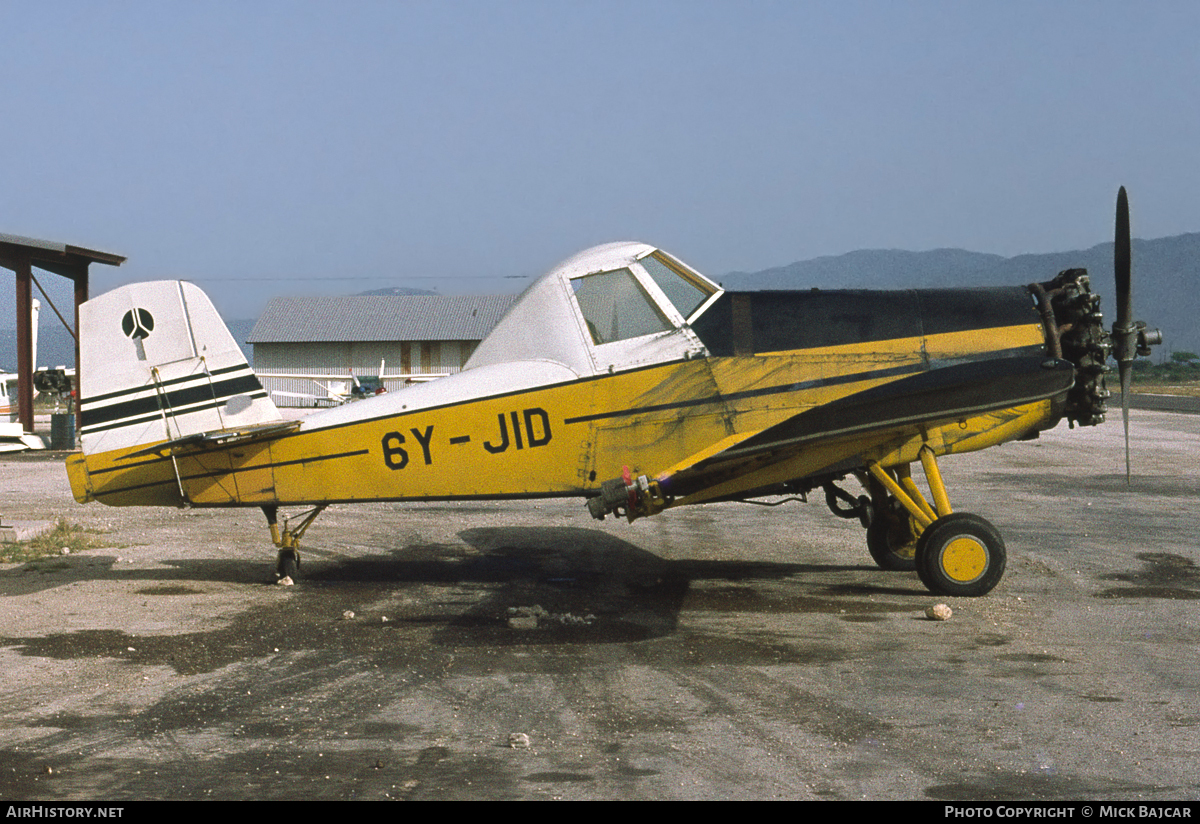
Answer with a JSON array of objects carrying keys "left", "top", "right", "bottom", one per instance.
[{"left": 119, "top": 420, "right": 302, "bottom": 460}]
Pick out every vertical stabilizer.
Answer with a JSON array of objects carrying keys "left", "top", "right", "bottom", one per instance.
[{"left": 79, "top": 281, "right": 280, "bottom": 455}]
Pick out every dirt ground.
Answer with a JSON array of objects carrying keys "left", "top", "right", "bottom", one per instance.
[{"left": 1, "top": 410, "right": 1198, "bottom": 800}]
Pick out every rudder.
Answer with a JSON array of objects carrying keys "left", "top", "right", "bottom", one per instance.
[{"left": 78, "top": 280, "right": 281, "bottom": 456}]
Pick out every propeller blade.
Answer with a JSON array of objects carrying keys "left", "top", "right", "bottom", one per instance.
[
  {"left": 1114, "top": 186, "right": 1132, "bottom": 331},
  {"left": 1120, "top": 361, "right": 1131, "bottom": 483}
]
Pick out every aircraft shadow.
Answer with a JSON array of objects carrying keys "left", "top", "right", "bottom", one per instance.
[
  {"left": 306, "top": 526, "right": 914, "bottom": 645},
  {"left": 1, "top": 526, "right": 921, "bottom": 647}
]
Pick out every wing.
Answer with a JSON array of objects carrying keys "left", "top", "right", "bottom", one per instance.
[{"left": 658, "top": 355, "right": 1074, "bottom": 503}]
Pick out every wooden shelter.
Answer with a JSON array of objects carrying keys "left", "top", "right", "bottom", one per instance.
[{"left": 0, "top": 234, "right": 125, "bottom": 438}]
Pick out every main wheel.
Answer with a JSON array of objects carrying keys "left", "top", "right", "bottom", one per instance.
[
  {"left": 915, "top": 513, "right": 1006, "bottom": 597},
  {"left": 276, "top": 548, "right": 300, "bottom": 581},
  {"left": 866, "top": 511, "right": 918, "bottom": 571}
]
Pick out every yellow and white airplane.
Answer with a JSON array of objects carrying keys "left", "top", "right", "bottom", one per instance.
[{"left": 66, "top": 190, "right": 1159, "bottom": 595}]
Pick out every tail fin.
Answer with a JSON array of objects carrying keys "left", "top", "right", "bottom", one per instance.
[{"left": 79, "top": 280, "right": 281, "bottom": 456}]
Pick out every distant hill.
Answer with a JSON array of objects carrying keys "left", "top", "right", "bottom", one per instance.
[
  {"left": 357, "top": 286, "right": 439, "bottom": 296},
  {"left": 718, "top": 233, "right": 1200, "bottom": 358}
]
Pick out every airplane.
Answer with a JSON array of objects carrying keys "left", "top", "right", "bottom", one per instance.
[
  {"left": 269, "top": 373, "right": 383, "bottom": 407},
  {"left": 0, "top": 367, "right": 72, "bottom": 453},
  {"left": 0, "top": 371, "right": 45, "bottom": 452},
  {"left": 265, "top": 363, "right": 432, "bottom": 408},
  {"left": 2, "top": 299, "right": 69, "bottom": 452},
  {"left": 65, "top": 189, "right": 1161, "bottom": 596}
]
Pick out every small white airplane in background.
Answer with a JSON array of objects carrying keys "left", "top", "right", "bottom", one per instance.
[
  {"left": 267, "top": 364, "right": 391, "bottom": 407},
  {"left": 270, "top": 376, "right": 355, "bottom": 407},
  {"left": 1, "top": 299, "right": 67, "bottom": 451},
  {"left": 0, "top": 370, "right": 50, "bottom": 452}
]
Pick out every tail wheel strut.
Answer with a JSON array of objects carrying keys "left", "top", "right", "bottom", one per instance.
[{"left": 263, "top": 504, "right": 327, "bottom": 582}]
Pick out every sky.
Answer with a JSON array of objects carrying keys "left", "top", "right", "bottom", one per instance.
[{"left": 2, "top": 1, "right": 1198, "bottom": 326}]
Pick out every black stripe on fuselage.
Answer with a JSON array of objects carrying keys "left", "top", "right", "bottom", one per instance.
[
  {"left": 660, "top": 355, "right": 1075, "bottom": 498},
  {"left": 729, "top": 356, "right": 1072, "bottom": 456},
  {"left": 90, "top": 447, "right": 371, "bottom": 502}
]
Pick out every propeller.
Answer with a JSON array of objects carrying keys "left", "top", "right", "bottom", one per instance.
[
  {"left": 1113, "top": 187, "right": 1133, "bottom": 482},
  {"left": 1110, "top": 186, "right": 1163, "bottom": 483}
]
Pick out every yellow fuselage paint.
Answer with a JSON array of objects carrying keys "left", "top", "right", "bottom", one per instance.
[{"left": 69, "top": 323, "right": 1053, "bottom": 511}]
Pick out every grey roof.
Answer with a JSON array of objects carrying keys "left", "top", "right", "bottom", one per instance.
[{"left": 247, "top": 294, "right": 517, "bottom": 344}]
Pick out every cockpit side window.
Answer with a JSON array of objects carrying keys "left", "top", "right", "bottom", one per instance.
[
  {"left": 571, "top": 268, "right": 673, "bottom": 345},
  {"left": 639, "top": 250, "right": 718, "bottom": 321}
]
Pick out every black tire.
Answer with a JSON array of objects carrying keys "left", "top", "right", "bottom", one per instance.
[
  {"left": 915, "top": 513, "right": 1006, "bottom": 597},
  {"left": 277, "top": 549, "right": 300, "bottom": 581},
  {"left": 866, "top": 512, "right": 918, "bottom": 571}
]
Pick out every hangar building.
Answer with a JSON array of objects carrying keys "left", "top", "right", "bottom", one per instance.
[{"left": 247, "top": 294, "right": 515, "bottom": 405}]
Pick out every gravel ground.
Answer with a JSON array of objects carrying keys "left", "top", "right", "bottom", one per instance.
[{"left": 1, "top": 410, "right": 1197, "bottom": 800}]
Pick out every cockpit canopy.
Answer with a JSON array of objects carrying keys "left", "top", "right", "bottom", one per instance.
[{"left": 465, "top": 242, "right": 723, "bottom": 376}]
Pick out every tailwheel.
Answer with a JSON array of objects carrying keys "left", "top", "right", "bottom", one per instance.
[
  {"left": 914, "top": 513, "right": 1006, "bottom": 597},
  {"left": 276, "top": 548, "right": 300, "bottom": 582}
]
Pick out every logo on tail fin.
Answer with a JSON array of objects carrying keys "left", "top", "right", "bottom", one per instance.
[{"left": 121, "top": 308, "right": 155, "bottom": 340}]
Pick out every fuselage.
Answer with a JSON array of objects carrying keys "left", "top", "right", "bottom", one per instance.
[{"left": 68, "top": 284, "right": 1061, "bottom": 510}]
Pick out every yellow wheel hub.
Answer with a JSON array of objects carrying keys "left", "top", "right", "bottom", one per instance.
[{"left": 941, "top": 536, "right": 988, "bottom": 582}]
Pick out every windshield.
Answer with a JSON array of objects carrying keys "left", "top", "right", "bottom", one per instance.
[
  {"left": 571, "top": 268, "right": 673, "bottom": 345},
  {"left": 639, "top": 250, "right": 717, "bottom": 320}
]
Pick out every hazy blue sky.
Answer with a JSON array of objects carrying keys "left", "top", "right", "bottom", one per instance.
[{"left": 2, "top": 1, "right": 1197, "bottom": 324}]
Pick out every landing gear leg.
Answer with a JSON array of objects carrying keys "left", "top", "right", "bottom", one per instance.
[
  {"left": 865, "top": 448, "right": 1006, "bottom": 596},
  {"left": 263, "top": 504, "right": 327, "bottom": 584}
]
